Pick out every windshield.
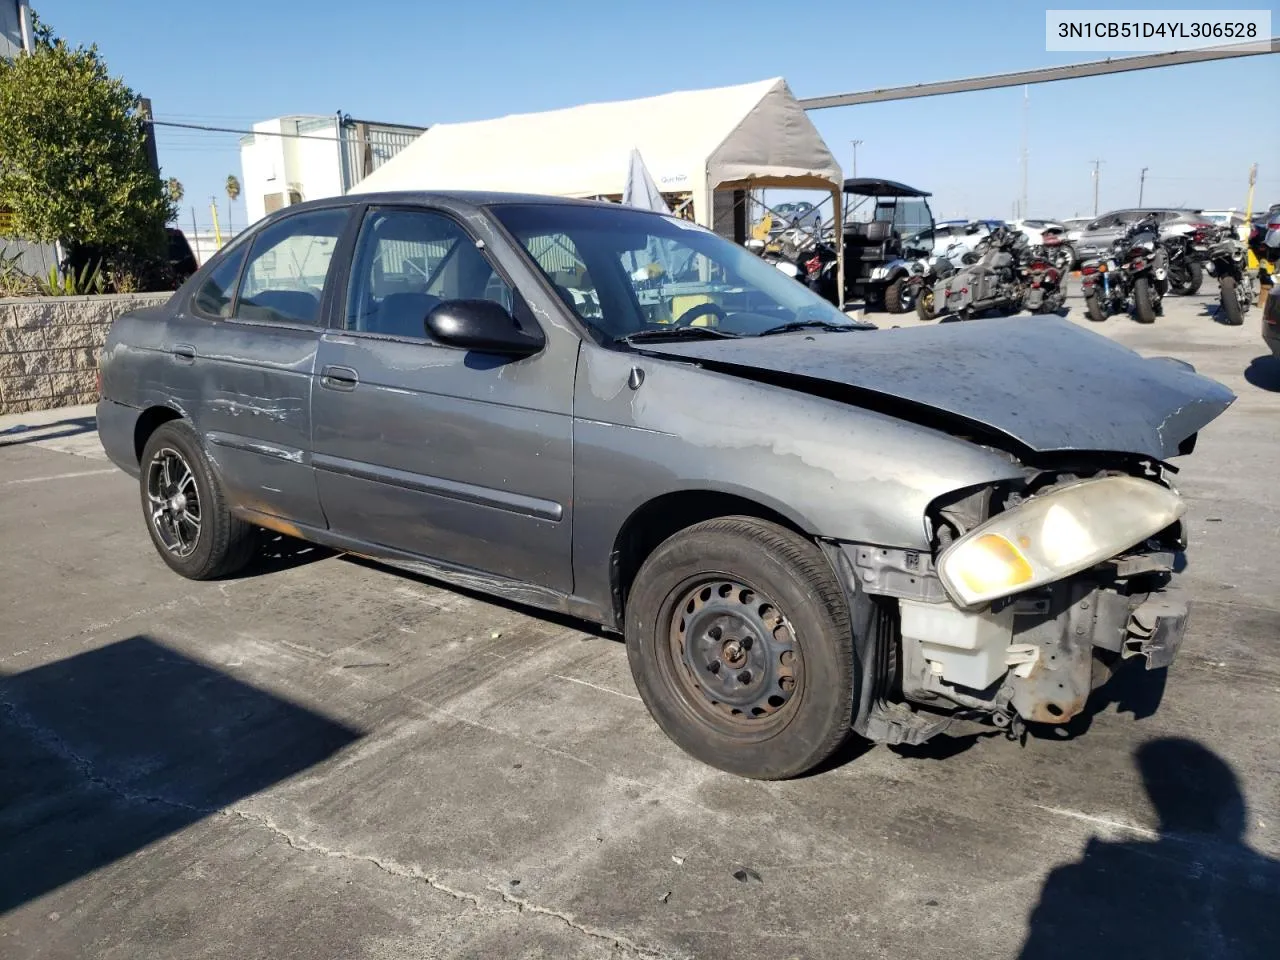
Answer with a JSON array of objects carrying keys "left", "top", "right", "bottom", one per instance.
[{"left": 492, "top": 203, "right": 863, "bottom": 340}]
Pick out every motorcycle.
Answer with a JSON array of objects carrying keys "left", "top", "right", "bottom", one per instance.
[
  {"left": 1163, "top": 224, "right": 1211, "bottom": 296},
  {"left": 1204, "top": 225, "right": 1257, "bottom": 326},
  {"left": 1080, "top": 214, "right": 1168, "bottom": 324},
  {"left": 1038, "top": 231, "right": 1074, "bottom": 274},
  {"left": 1019, "top": 246, "right": 1066, "bottom": 314},
  {"left": 915, "top": 226, "right": 1032, "bottom": 321}
]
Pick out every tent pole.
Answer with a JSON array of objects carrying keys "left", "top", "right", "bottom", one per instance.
[{"left": 833, "top": 186, "right": 845, "bottom": 313}]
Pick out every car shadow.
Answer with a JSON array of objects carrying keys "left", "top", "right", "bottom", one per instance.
[
  {"left": 1244, "top": 354, "right": 1280, "bottom": 392},
  {"left": 339, "top": 554, "right": 617, "bottom": 640},
  {"left": 237, "top": 531, "right": 335, "bottom": 578},
  {"left": 0, "top": 635, "right": 362, "bottom": 914},
  {"left": 0, "top": 414, "right": 97, "bottom": 448},
  {"left": 1018, "top": 738, "right": 1280, "bottom": 959}
]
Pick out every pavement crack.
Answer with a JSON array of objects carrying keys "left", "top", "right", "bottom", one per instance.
[{"left": 486, "top": 884, "right": 685, "bottom": 960}]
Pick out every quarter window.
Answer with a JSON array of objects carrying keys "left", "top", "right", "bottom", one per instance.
[
  {"left": 235, "top": 208, "right": 348, "bottom": 325},
  {"left": 345, "top": 208, "right": 515, "bottom": 339},
  {"left": 192, "top": 245, "right": 248, "bottom": 318}
]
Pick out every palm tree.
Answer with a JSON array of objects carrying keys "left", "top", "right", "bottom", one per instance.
[
  {"left": 166, "top": 177, "right": 184, "bottom": 221},
  {"left": 225, "top": 174, "right": 241, "bottom": 234}
]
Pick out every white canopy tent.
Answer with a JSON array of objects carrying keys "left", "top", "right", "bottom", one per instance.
[{"left": 352, "top": 78, "right": 845, "bottom": 298}]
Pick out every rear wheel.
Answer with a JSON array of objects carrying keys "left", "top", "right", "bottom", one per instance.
[
  {"left": 1218, "top": 276, "right": 1243, "bottom": 326},
  {"left": 139, "top": 420, "right": 256, "bottom": 580},
  {"left": 1133, "top": 276, "right": 1157, "bottom": 324},
  {"left": 1084, "top": 290, "right": 1108, "bottom": 322},
  {"left": 625, "top": 517, "right": 856, "bottom": 780}
]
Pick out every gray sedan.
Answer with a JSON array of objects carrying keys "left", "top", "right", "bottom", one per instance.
[
  {"left": 97, "top": 192, "right": 1234, "bottom": 779},
  {"left": 1069, "top": 208, "right": 1207, "bottom": 261}
]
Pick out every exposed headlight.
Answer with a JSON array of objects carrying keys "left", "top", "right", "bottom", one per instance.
[{"left": 937, "top": 477, "right": 1184, "bottom": 609}]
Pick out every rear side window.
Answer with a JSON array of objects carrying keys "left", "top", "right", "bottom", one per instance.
[
  {"left": 235, "top": 208, "right": 348, "bottom": 325},
  {"left": 192, "top": 246, "right": 248, "bottom": 317}
]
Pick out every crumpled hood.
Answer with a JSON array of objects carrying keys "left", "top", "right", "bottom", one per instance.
[{"left": 637, "top": 316, "right": 1235, "bottom": 460}]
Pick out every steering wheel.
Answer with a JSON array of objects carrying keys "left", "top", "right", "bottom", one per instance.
[{"left": 672, "top": 301, "right": 728, "bottom": 328}]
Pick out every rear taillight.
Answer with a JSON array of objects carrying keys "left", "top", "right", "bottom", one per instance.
[
  {"left": 1081, "top": 265, "right": 1097, "bottom": 275},
  {"left": 805, "top": 255, "right": 821, "bottom": 276}
]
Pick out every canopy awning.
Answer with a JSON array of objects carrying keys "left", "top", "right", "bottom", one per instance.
[{"left": 351, "top": 78, "right": 843, "bottom": 228}]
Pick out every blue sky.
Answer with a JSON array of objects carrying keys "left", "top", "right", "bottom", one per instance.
[{"left": 35, "top": 0, "right": 1280, "bottom": 230}]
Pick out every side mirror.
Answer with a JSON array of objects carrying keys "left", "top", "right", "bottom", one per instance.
[{"left": 425, "top": 299, "right": 544, "bottom": 356}]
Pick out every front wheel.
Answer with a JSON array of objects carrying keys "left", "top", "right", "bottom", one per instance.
[
  {"left": 915, "top": 287, "right": 937, "bottom": 321},
  {"left": 1133, "top": 276, "right": 1157, "bottom": 324},
  {"left": 139, "top": 420, "right": 257, "bottom": 580},
  {"left": 884, "top": 275, "right": 911, "bottom": 314},
  {"left": 625, "top": 517, "right": 857, "bottom": 780},
  {"left": 1170, "top": 260, "right": 1203, "bottom": 296},
  {"left": 1218, "top": 276, "right": 1243, "bottom": 325}
]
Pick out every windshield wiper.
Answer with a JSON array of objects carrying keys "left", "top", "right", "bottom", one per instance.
[
  {"left": 617, "top": 327, "right": 741, "bottom": 343},
  {"left": 757, "top": 320, "right": 860, "bottom": 337}
]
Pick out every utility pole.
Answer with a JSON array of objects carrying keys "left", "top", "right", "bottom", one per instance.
[
  {"left": 1138, "top": 167, "right": 1148, "bottom": 206},
  {"left": 849, "top": 139, "right": 863, "bottom": 179},
  {"left": 1019, "top": 85, "right": 1029, "bottom": 222},
  {"left": 190, "top": 207, "right": 201, "bottom": 265},
  {"left": 1090, "top": 159, "right": 1104, "bottom": 216}
]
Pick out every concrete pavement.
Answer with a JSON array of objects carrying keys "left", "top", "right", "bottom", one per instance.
[{"left": 2, "top": 289, "right": 1278, "bottom": 959}]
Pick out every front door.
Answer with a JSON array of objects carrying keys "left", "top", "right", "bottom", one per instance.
[
  {"left": 310, "top": 205, "right": 576, "bottom": 593},
  {"left": 169, "top": 206, "right": 353, "bottom": 528}
]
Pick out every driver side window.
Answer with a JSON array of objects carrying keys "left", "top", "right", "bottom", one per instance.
[{"left": 345, "top": 208, "right": 514, "bottom": 340}]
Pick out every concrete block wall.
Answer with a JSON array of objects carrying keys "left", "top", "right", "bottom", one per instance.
[{"left": 0, "top": 294, "right": 170, "bottom": 414}]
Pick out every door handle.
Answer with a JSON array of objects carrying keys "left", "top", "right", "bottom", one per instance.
[
  {"left": 172, "top": 343, "right": 196, "bottom": 363},
  {"left": 320, "top": 365, "right": 359, "bottom": 391}
]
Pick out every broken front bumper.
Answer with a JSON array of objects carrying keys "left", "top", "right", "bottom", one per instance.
[{"left": 828, "top": 543, "right": 1189, "bottom": 744}]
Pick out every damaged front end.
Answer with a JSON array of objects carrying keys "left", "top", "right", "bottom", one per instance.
[{"left": 828, "top": 462, "right": 1194, "bottom": 746}]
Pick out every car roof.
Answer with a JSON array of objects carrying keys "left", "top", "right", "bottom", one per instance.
[{"left": 263, "top": 190, "right": 664, "bottom": 216}]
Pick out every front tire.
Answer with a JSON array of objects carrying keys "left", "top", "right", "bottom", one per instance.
[
  {"left": 915, "top": 288, "right": 937, "bottom": 321},
  {"left": 884, "top": 275, "right": 909, "bottom": 314},
  {"left": 625, "top": 517, "right": 857, "bottom": 780},
  {"left": 1218, "top": 276, "right": 1243, "bottom": 325},
  {"left": 1170, "top": 260, "right": 1203, "bottom": 296},
  {"left": 139, "top": 420, "right": 256, "bottom": 580},
  {"left": 1133, "top": 276, "right": 1157, "bottom": 324}
]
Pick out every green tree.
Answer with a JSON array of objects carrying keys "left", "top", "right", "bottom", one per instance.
[
  {"left": 166, "top": 177, "right": 184, "bottom": 208},
  {"left": 0, "top": 12, "right": 174, "bottom": 272}
]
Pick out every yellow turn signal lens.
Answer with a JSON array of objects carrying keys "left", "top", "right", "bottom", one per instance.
[{"left": 955, "top": 534, "right": 1034, "bottom": 596}]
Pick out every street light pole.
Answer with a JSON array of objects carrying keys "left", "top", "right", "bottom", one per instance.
[
  {"left": 1091, "top": 159, "right": 1104, "bottom": 216},
  {"left": 1138, "top": 167, "right": 1148, "bottom": 206},
  {"left": 850, "top": 139, "right": 863, "bottom": 179}
]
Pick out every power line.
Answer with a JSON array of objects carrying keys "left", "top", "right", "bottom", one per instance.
[{"left": 145, "top": 118, "right": 343, "bottom": 142}]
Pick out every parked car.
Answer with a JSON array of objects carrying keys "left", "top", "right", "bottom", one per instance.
[
  {"left": 1264, "top": 277, "right": 1280, "bottom": 357},
  {"left": 1071, "top": 208, "right": 1210, "bottom": 263},
  {"left": 97, "top": 191, "right": 1235, "bottom": 780},
  {"left": 766, "top": 200, "right": 822, "bottom": 237}
]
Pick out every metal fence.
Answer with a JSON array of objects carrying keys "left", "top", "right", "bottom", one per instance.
[{"left": 341, "top": 123, "right": 422, "bottom": 192}]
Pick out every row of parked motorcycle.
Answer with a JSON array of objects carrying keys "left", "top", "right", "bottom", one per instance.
[{"left": 1078, "top": 215, "right": 1275, "bottom": 325}]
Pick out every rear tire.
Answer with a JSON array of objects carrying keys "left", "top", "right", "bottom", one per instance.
[
  {"left": 625, "top": 517, "right": 857, "bottom": 780},
  {"left": 139, "top": 420, "right": 256, "bottom": 580},
  {"left": 1133, "top": 276, "right": 1157, "bottom": 324},
  {"left": 1084, "top": 291, "right": 1107, "bottom": 322},
  {"left": 1219, "top": 276, "right": 1243, "bottom": 326}
]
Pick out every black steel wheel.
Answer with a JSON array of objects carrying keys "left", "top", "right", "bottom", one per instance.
[
  {"left": 625, "top": 517, "right": 857, "bottom": 779},
  {"left": 139, "top": 420, "right": 256, "bottom": 580}
]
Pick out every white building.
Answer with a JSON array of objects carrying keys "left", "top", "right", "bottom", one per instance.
[
  {"left": 239, "top": 114, "right": 425, "bottom": 226},
  {"left": 0, "top": 1, "right": 32, "bottom": 59}
]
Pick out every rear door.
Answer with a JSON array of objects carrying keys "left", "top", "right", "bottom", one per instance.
[
  {"left": 169, "top": 206, "right": 353, "bottom": 528},
  {"left": 310, "top": 204, "right": 576, "bottom": 591}
]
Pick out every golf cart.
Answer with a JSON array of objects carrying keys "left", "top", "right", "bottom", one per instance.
[{"left": 840, "top": 178, "right": 935, "bottom": 313}]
